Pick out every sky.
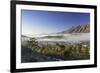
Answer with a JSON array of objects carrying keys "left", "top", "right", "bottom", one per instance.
[{"left": 21, "top": 10, "right": 90, "bottom": 35}]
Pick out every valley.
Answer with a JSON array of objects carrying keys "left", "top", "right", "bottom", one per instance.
[{"left": 21, "top": 24, "right": 90, "bottom": 63}]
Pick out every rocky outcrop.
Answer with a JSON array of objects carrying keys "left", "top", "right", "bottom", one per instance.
[{"left": 21, "top": 46, "right": 38, "bottom": 63}]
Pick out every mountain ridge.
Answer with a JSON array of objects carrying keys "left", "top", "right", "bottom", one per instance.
[{"left": 61, "top": 24, "right": 90, "bottom": 33}]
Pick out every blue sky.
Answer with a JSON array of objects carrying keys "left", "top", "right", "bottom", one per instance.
[{"left": 21, "top": 10, "right": 90, "bottom": 35}]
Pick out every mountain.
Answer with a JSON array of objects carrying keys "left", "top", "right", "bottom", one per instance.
[{"left": 61, "top": 24, "right": 90, "bottom": 33}]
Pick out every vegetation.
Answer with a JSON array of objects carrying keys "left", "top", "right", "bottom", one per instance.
[
  {"left": 25, "top": 40, "right": 90, "bottom": 60},
  {"left": 44, "top": 35, "right": 64, "bottom": 38}
]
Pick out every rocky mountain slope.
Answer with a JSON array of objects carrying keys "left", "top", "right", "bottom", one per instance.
[{"left": 61, "top": 24, "right": 90, "bottom": 33}]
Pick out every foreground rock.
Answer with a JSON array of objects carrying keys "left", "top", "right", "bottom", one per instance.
[{"left": 21, "top": 46, "right": 38, "bottom": 63}]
